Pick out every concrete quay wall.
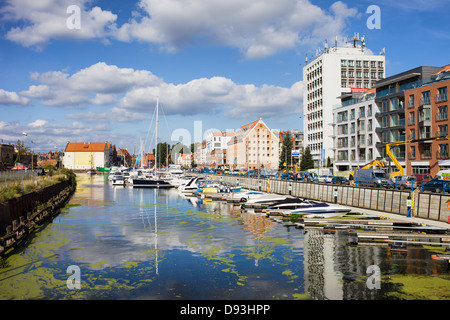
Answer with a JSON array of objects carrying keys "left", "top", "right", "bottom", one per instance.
[{"left": 213, "top": 175, "right": 450, "bottom": 223}]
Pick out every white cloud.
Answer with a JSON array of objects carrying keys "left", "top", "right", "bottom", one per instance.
[
  {"left": 19, "top": 62, "right": 303, "bottom": 120},
  {"left": 0, "top": 89, "right": 30, "bottom": 106},
  {"left": 116, "top": 0, "right": 359, "bottom": 58},
  {"left": 2, "top": 0, "right": 359, "bottom": 58},
  {"left": 1, "top": 0, "right": 117, "bottom": 49},
  {"left": 20, "top": 62, "right": 161, "bottom": 107}
]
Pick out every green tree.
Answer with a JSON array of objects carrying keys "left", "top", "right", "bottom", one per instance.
[
  {"left": 300, "top": 146, "right": 314, "bottom": 171},
  {"left": 279, "top": 132, "right": 293, "bottom": 170},
  {"left": 153, "top": 142, "right": 171, "bottom": 168},
  {"left": 326, "top": 156, "right": 332, "bottom": 168},
  {"left": 14, "top": 139, "right": 30, "bottom": 165}
]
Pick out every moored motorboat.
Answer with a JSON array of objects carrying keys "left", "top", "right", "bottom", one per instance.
[
  {"left": 132, "top": 178, "right": 173, "bottom": 188},
  {"left": 287, "top": 200, "right": 351, "bottom": 217},
  {"left": 112, "top": 174, "right": 125, "bottom": 186}
]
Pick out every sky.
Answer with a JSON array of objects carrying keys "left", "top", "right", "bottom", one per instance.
[{"left": 0, "top": 0, "right": 449, "bottom": 154}]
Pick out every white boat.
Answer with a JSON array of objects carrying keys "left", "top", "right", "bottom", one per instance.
[
  {"left": 225, "top": 190, "right": 265, "bottom": 201},
  {"left": 241, "top": 193, "right": 292, "bottom": 206},
  {"left": 287, "top": 200, "right": 351, "bottom": 216},
  {"left": 178, "top": 176, "right": 205, "bottom": 193},
  {"left": 112, "top": 174, "right": 126, "bottom": 186},
  {"left": 268, "top": 197, "right": 310, "bottom": 210}
]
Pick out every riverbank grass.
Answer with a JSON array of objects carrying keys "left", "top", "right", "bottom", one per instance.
[{"left": 0, "top": 169, "right": 76, "bottom": 203}]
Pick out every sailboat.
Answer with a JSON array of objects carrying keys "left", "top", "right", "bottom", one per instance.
[{"left": 132, "top": 98, "right": 173, "bottom": 189}]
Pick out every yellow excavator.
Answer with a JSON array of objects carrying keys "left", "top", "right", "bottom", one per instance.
[
  {"left": 386, "top": 135, "right": 449, "bottom": 178},
  {"left": 350, "top": 159, "right": 386, "bottom": 177}
]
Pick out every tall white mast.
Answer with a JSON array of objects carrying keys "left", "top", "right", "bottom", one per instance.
[{"left": 155, "top": 97, "right": 159, "bottom": 177}]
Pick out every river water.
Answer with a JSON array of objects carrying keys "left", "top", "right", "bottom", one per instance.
[{"left": 0, "top": 174, "right": 449, "bottom": 300}]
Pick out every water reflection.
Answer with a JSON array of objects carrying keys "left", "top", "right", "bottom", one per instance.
[{"left": 0, "top": 174, "right": 448, "bottom": 300}]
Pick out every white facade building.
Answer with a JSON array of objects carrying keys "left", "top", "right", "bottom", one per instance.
[
  {"left": 332, "top": 89, "right": 381, "bottom": 172},
  {"left": 303, "top": 35, "right": 385, "bottom": 167}
]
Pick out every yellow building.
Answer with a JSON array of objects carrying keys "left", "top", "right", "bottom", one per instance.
[{"left": 62, "top": 142, "right": 109, "bottom": 170}]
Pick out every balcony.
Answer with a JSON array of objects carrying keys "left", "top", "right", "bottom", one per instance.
[{"left": 436, "top": 93, "right": 448, "bottom": 103}]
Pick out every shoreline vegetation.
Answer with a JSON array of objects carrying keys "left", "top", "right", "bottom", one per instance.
[{"left": 0, "top": 168, "right": 76, "bottom": 204}]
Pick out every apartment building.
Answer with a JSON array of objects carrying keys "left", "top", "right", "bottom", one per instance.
[
  {"left": 332, "top": 88, "right": 380, "bottom": 172},
  {"left": 226, "top": 118, "right": 279, "bottom": 170},
  {"left": 404, "top": 65, "right": 450, "bottom": 177},
  {"left": 373, "top": 66, "right": 442, "bottom": 174},
  {"left": 204, "top": 131, "right": 234, "bottom": 169},
  {"left": 303, "top": 34, "right": 385, "bottom": 167}
]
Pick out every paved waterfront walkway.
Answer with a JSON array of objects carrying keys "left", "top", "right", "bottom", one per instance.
[{"left": 340, "top": 203, "right": 450, "bottom": 230}]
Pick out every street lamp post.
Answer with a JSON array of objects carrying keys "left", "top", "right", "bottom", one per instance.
[{"left": 22, "top": 132, "right": 34, "bottom": 172}]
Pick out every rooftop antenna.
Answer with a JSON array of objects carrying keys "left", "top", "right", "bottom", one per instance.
[{"left": 324, "top": 39, "right": 328, "bottom": 52}]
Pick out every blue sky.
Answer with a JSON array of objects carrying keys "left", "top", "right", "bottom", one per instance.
[{"left": 0, "top": 0, "right": 449, "bottom": 154}]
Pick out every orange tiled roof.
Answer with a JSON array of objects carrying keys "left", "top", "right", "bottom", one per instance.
[{"left": 65, "top": 142, "right": 107, "bottom": 152}]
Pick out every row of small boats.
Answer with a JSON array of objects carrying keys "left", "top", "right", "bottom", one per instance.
[
  {"left": 106, "top": 171, "right": 352, "bottom": 217},
  {"left": 180, "top": 177, "right": 352, "bottom": 218}
]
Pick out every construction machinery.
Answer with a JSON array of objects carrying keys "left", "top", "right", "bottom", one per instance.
[
  {"left": 386, "top": 135, "right": 449, "bottom": 178},
  {"left": 350, "top": 159, "right": 386, "bottom": 177}
]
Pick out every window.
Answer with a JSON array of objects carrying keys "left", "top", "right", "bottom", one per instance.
[
  {"left": 410, "top": 128, "right": 415, "bottom": 140},
  {"left": 348, "top": 60, "right": 354, "bottom": 67},
  {"left": 341, "top": 81, "right": 347, "bottom": 88},
  {"left": 419, "top": 107, "right": 431, "bottom": 122},
  {"left": 421, "top": 91, "right": 431, "bottom": 105},
  {"left": 437, "top": 87, "right": 448, "bottom": 102},
  {"left": 356, "top": 60, "right": 361, "bottom": 67},
  {"left": 419, "top": 126, "right": 431, "bottom": 139},
  {"left": 378, "top": 61, "right": 383, "bottom": 68},
  {"left": 363, "top": 61, "right": 369, "bottom": 68},
  {"left": 421, "top": 144, "right": 432, "bottom": 159},
  {"left": 408, "top": 94, "right": 415, "bottom": 108},
  {"left": 438, "top": 124, "right": 448, "bottom": 137},
  {"left": 371, "top": 61, "right": 376, "bottom": 68},
  {"left": 437, "top": 105, "right": 448, "bottom": 121},
  {"left": 359, "top": 106, "right": 365, "bottom": 117},
  {"left": 438, "top": 144, "right": 449, "bottom": 159},
  {"left": 341, "top": 60, "right": 347, "bottom": 67},
  {"left": 341, "top": 71, "right": 347, "bottom": 77},
  {"left": 409, "top": 146, "right": 416, "bottom": 159},
  {"left": 409, "top": 111, "right": 415, "bottom": 125}
]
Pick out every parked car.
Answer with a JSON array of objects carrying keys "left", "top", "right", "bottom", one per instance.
[
  {"left": 421, "top": 179, "right": 450, "bottom": 193},
  {"left": 318, "top": 175, "right": 334, "bottom": 183},
  {"left": 331, "top": 176, "right": 348, "bottom": 185},
  {"left": 392, "top": 176, "right": 417, "bottom": 190},
  {"left": 281, "top": 172, "right": 296, "bottom": 180},
  {"left": 414, "top": 174, "right": 433, "bottom": 183}
]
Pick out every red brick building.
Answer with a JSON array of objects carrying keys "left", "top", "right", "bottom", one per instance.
[{"left": 404, "top": 65, "right": 450, "bottom": 177}]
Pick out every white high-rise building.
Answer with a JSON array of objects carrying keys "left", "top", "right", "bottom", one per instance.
[{"left": 303, "top": 34, "right": 386, "bottom": 167}]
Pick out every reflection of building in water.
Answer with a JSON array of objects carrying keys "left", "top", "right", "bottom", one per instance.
[
  {"left": 304, "top": 230, "right": 386, "bottom": 300},
  {"left": 241, "top": 213, "right": 276, "bottom": 240}
]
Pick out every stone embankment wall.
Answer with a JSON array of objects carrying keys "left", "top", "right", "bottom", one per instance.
[
  {"left": 214, "top": 175, "right": 450, "bottom": 223},
  {"left": 0, "top": 178, "right": 76, "bottom": 255}
]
